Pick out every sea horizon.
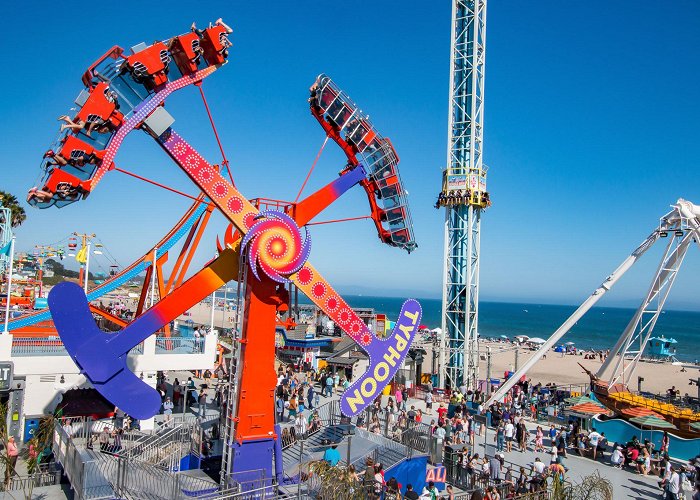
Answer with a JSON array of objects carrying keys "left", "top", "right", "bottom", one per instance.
[{"left": 213, "top": 290, "right": 700, "bottom": 362}]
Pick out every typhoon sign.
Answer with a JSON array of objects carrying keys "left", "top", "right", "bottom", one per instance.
[{"left": 340, "top": 300, "right": 422, "bottom": 416}]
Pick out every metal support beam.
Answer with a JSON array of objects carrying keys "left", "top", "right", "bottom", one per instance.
[{"left": 440, "top": 0, "right": 487, "bottom": 391}]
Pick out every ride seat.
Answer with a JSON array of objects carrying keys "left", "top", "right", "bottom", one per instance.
[
  {"left": 42, "top": 169, "right": 91, "bottom": 199},
  {"left": 347, "top": 120, "right": 377, "bottom": 153},
  {"left": 381, "top": 206, "right": 406, "bottom": 223},
  {"left": 318, "top": 86, "right": 338, "bottom": 113},
  {"left": 170, "top": 32, "right": 202, "bottom": 74},
  {"left": 200, "top": 26, "right": 229, "bottom": 65},
  {"left": 390, "top": 229, "right": 409, "bottom": 245},
  {"left": 75, "top": 82, "right": 124, "bottom": 129},
  {"left": 125, "top": 42, "right": 171, "bottom": 88},
  {"left": 59, "top": 135, "right": 105, "bottom": 164},
  {"left": 377, "top": 174, "right": 401, "bottom": 199},
  {"left": 326, "top": 100, "right": 353, "bottom": 130}
]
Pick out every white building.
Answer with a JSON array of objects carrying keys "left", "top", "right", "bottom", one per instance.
[{"left": 0, "top": 330, "right": 218, "bottom": 441}]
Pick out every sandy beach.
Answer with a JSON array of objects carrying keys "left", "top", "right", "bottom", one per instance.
[{"left": 474, "top": 341, "right": 695, "bottom": 397}]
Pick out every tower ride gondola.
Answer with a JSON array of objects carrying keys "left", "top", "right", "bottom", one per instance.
[{"left": 28, "top": 20, "right": 422, "bottom": 488}]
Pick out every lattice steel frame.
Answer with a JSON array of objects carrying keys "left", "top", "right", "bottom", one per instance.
[{"left": 440, "top": 0, "right": 487, "bottom": 390}]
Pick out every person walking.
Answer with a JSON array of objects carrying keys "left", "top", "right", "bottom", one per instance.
[
  {"left": 163, "top": 397, "right": 174, "bottom": 424},
  {"left": 504, "top": 419, "right": 515, "bottom": 453},
  {"left": 495, "top": 422, "right": 505, "bottom": 453},
  {"left": 307, "top": 384, "right": 315, "bottom": 410},
  {"left": 324, "top": 374, "right": 334, "bottom": 398},
  {"left": 173, "top": 378, "right": 181, "bottom": 407},
  {"left": 4, "top": 436, "right": 18, "bottom": 483},
  {"left": 666, "top": 465, "right": 680, "bottom": 500},
  {"left": 294, "top": 412, "right": 307, "bottom": 439},
  {"left": 98, "top": 428, "right": 111, "bottom": 452},
  {"left": 198, "top": 389, "right": 207, "bottom": 418}
]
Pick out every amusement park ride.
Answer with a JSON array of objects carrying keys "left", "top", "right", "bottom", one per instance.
[
  {"left": 437, "top": 0, "right": 491, "bottom": 391},
  {"left": 486, "top": 198, "right": 700, "bottom": 436},
  {"left": 25, "top": 21, "right": 422, "bottom": 484}
]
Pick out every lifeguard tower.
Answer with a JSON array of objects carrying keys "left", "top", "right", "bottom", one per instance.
[{"left": 646, "top": 336, "right": 679, "bottom": 362}]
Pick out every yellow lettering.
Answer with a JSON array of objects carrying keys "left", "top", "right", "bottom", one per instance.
[
  {"left": 403, "top": 309, "right": 420, "bottom": 325},
  {"left": 396, "top": 335, "right": 407, "bottom": 352},
  {"left": 384, "top": 346, "right": 401, "bottom": 367},
  {"left": 346, "top": 389, "right": 365, "bottom": 414},
  {"left": 399, "top": 323, "right": 414, "bottom": 339},
  {"left": 374, "top": 362, "right": 389, "bottom": 382},
  {"left": 361, "top": 377, "right": 377, "bottom": 398}
]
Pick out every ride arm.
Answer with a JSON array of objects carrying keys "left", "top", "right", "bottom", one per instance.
[
  {"left": 483, "top": 226, "right": 662, "bottom": 408},
  {"left": 157, "top": 127, "right": 422, "bottom": 416},
  {"left": 294, "top": 165, "right": 368, "bottom": 226}
]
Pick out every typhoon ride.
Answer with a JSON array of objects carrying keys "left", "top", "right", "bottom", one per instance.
[{"left": 25, "top": 20, "right": 423, "bottom": 486}]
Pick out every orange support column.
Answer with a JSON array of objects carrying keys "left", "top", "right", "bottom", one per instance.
[{"left": 233, "top": 273, "right": 279, "bottom": 443}]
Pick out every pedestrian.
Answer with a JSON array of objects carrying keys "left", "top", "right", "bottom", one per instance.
[
  {"left": 288, "top": 394, "right": 298, "bottom": 421},
  {"left": 425, "top": 390, "right": 433, "bottom": 414},
  {"left": 98, "top": 428, "right": 111, "bottom": 452},
  {"left": 4, "top": 436, "right": 18, "bottom": 482},
  {"left": 495, "top": 422, "right": 505, "bottom": 452},
  {"left": 275, "top": 395, "right": 285, "bottom": 422},
  {"left": 173, "top": 378, "right": 181, "bottom": 407},
  {"left": 203, "top": 369, "right": 212, "bottom": 387},
  {"left": 113, "top": 406, "right": 125, "bottom": 429},
  {"left": 294, "top": 412, "right": 307, "bottom": 438},
  {"left": 333, "top": 372, "right": 340, "bottom": 394},
  {"left": 163, "top": 397, "right": 174, "bottom": 423},
  {"left": 666, "top": 465, "right": 680, "bottom": 500},
  {"left": 325, "top": 373, "right": 334, "bottom": 398},
  {"left": 307, "top": 384, "right": 315, "bottom": 410},
  {"left": 504, "top": 419, "right": 515, "bottom": 453},
  {"left": 198, "top": 389, "right": 207, "bottom": 418},
  {"left": 395, "top": 386, "right": 403, "bottom": 410},
  {"left": 193, "top": 326, "right": 202, "bottom": 352}
]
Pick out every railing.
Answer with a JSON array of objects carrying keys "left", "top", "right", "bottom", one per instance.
[
  {"left": 54, "top": 418, "right": 218, "bottom": 499},
  {"left": 59, "top": 416, "right": 150, "bottom": 452},
  {"left": 11, "top": 337, "right": 66, "bottom": 356},
  {"left": 0, "top": 464, "right": 61, "bottom": 492},
  {"left": 156, "top": 336, "right": 203, "bottom": 354}
]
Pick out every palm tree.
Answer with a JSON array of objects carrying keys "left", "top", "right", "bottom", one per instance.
[{"left": 0, "top": 191, "right": 26, "bottom": 228}]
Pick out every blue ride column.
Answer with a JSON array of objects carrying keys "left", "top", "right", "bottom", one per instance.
[{"left": 439, "top": 0, "right": 490, "bottom": 391}]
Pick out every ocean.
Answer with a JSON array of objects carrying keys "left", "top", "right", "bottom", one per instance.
[{"left": 214, "top": 291, "right": 700, "bottom": 363}]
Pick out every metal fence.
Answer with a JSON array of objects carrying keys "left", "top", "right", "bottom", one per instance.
[
  {"left": 156, "top": 336, "right": 203, "bottom": 354},
  {"left": 0, "top": 463, "right": 62, "bottom": 492},
  {"left": 11, "top": 337, "right": 66, "bottom": 356},
  {"left": 53, "top": 419, "right": 218, "bottom": 500}
]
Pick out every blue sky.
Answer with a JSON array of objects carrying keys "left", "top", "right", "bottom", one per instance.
[{"left": 2, "top": 1, "right": 700, "bottom": 310}]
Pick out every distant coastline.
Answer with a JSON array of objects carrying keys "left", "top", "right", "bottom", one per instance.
[{"left": 210, "top": 290, "right": 699, "bottom": 362}]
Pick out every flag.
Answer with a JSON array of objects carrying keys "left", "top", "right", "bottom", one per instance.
[
  {"left": 0, "top": 241, "right": 10, "bottom": 257},
  {"left": 75, "top": 246, "right": 88, "bottom": 264}
]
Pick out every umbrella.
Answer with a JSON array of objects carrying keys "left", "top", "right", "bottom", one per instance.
[
  {"left": 554, "top": 346, "right": 565, "bottom": 353},
  {"left": 629, "top": 415, "right": 677, "bottom": 430},
  {"left": 619, "top": 407, "right": 663, "bottom": 418},
  {"left": 569, "top": 402, "right": 609, "bottom": 415},
  {"left": 500, "top": 335, "right": 508, "bottom": 339},
  {"left": 419, "top": 324, "right": 429, "bottom": 330},
  {"left": 514, "top": 335, "right": 529, "bottom": 342},
  {"left": 564, "top": 395, "right": 595, "bottom": 405},
  {"left": 564, "top": 341, "right": 575, "bottom": 345},
  {"left": 528, "top": 337, "right": 546, "bottom": 344}
]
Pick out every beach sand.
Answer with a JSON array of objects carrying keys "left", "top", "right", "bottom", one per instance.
[{"left": 474, "top": 341, "right": 693, "bottom": 396}]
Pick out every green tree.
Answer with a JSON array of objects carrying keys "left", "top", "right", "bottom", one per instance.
[{"left": 0, "top": 192, "right": 26, "bottom": 228}]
